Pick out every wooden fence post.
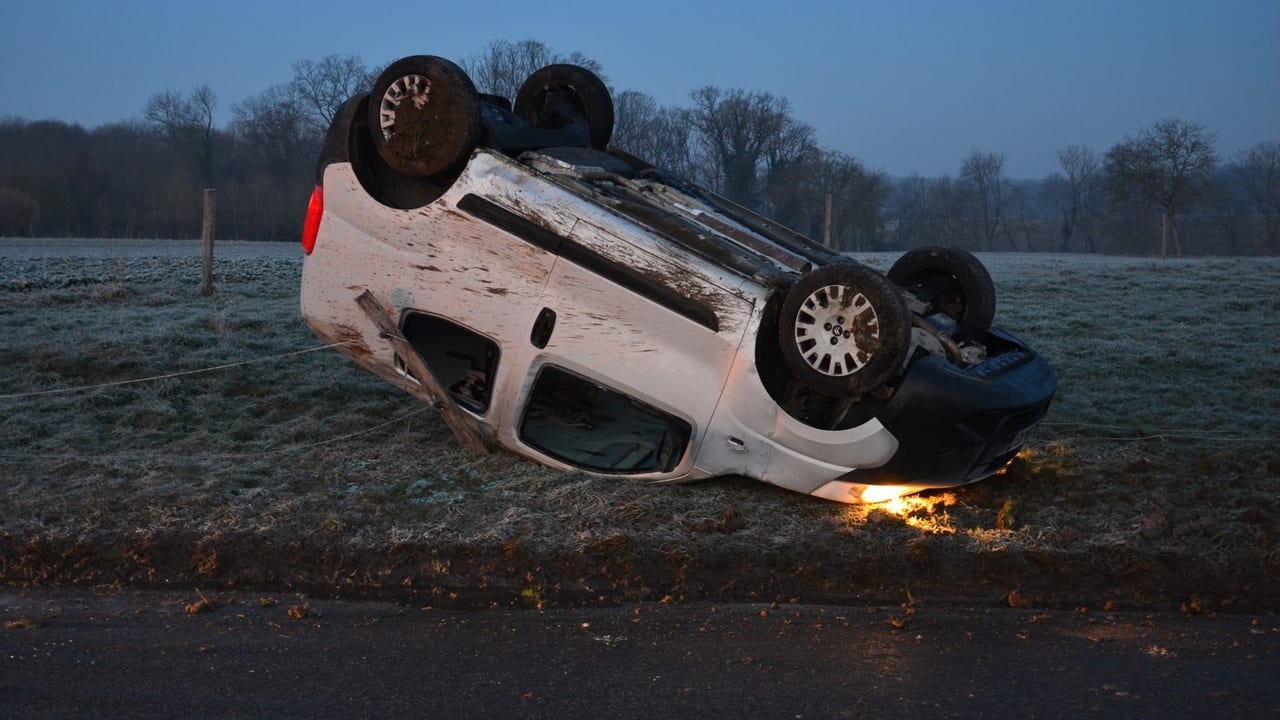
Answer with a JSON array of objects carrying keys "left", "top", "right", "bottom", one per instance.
[
  {"left": 201, "top": 188, "right": 216, "bottom": 295},
  {"left": 823, "top": 193, "right": 834, "bottom": 250}
]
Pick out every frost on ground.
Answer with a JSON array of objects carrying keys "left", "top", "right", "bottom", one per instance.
[{"left": 1, "top": 240, "right": 1278, "bottom": 610}]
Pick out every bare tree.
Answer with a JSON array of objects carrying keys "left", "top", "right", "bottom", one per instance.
[
  {"left": 461, "top": 40, "right": 605, "bottom": 101},
  {"left": 611, "top": 90, "right": 695, "bottom": 176},
  {"left": 1232, "top": 141, "right": 1280, "bottom": 255},
  {"left": 145, "top": 85, "right": 217, "bottom": 186},
  {"left": 688, "top": 86, "right": 807, "bottom": 209},
  {"left": 761, "top": 115, "right": 817, "bottom": 204},
  {"left": 762, "top": 147, "right": 884, "bottom": 251},
  {"left": 232, "top": 85, "right": 316, "bottom": 179},
  {"left": 890, "top": 175, "right": 933, "bottom": 249},
  {"left": 482, "top": 39, "right": 555, "bottom": 99},
  {"left": 960, "top": 150, "right": 1008, "bottom": 250},
  {"left": 291, "top": 54, "right": 373, "bottom": 135},
  {"left": 1203, "top": 171, "right": 1249, "bottom": 254},
  {"left": 229, "top": 83, "right": 326, "bottom": 241},
  {"left": 926, "top": 176, "right": 976, "bottom": 248},
  {"left": 1003, "top": 181, "right": 1037, "bottom": 251},
  {"left": 562, "top": 51, "right": 606, "bottom": 79},
  {"left": 1047, "top": 145, "right": 1102, "bottom": 252},
  {"left": 818, "top": 150, "right": 887, "bottom": 251},
  {"left": 1105, "top": 118, "right": 1217, "bottom": 258},
  {"left": 611, "top": 89, "right": 658, "bottom": 151}
]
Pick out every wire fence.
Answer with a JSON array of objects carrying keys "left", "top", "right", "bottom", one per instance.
[
  {"left": 0, "top": 406, "right": 434, "bottom": 463},
  {"left": 0, "top": 341, "right": 1269, "bottom": 465},
  {"left": 1037, "top": 422, "right": 1265, "bottom": 444},
  {"left": 0, "top": 340, "right": 357, "bottom": 400},
  {"left": 0, "top": 339, "right": 449, "bottom": 464}
]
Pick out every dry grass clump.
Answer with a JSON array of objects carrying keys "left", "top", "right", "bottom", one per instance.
[{"left": 1, "top": 242, "right": 1278, "bottom": 610}]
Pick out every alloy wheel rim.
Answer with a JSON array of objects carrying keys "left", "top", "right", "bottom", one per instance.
[{"left": 792, "top": 284, "right": 880, "bottom": 377}]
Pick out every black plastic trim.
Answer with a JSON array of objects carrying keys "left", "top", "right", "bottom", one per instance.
[
  {"left": 646, "top": 171, "right": 838, "bottom": 267},
  {"left": 530, "top": 307, "right": 557, "bottom": 348},
  {"left": 844, "top": 333, "right": 1057, "bottom": 488},
  {"left": 457, "top": 193, "right": 720, "bottom": 332},
  {"left": 457, "top": 193, "right": 562, "bottom": 253}
]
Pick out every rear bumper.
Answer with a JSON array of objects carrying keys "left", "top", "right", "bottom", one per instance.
[{"left": 842, "top": 329, "right": 1057, "bottom": 488}]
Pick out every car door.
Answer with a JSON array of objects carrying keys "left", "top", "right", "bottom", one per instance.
[{"left": 507, "top": 218, "right": 756, "bottom": 477}]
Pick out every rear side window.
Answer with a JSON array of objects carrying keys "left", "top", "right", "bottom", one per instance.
[
  {"left": 400, "top": 313, "right": 498, "bottom": 413},
  {"left": 519, "top": 366, "right": 691, "bottom": 473}
]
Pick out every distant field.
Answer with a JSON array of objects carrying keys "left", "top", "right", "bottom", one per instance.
[{"left": 2, "top": 239, "right": 1278, "bottom": 610}]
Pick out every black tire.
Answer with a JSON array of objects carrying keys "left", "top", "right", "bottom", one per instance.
[
  {"left": 513, "top": 64, "right": 614, "bottom": 149},
  {"left": 343, "top": 94, "right": 449, "bottom": 209},
  {"left": 778, "top": 263, "right": 911, "bottom": 397},
  {"left": 887, "top": 246, "right": 996, "bottom": 332},
  {"left": 368, "top": 55, "right": 481, "bottom": 178},
  {"left": 315, "top": 93, "right": 367, "bottom": 184}
]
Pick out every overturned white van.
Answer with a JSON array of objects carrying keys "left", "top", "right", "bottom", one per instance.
[{"left": 299, "top": 56, "right": 1056, "bottom": 503}]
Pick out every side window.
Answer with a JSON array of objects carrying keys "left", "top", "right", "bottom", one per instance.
[
  {"left": 519, "top": 366, "right": 691, "bottom": 474},
  {"left": 400, "top": 313, "right": 499, "bottom": 413}
]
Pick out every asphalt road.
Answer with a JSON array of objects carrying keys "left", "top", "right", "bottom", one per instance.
[{"left": 2, "top": 588, "right": 1277, "bottom": 719}]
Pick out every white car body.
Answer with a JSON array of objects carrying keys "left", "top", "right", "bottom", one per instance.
[{"left": 303, "top": 149, "right": 901, "bottom": 502}]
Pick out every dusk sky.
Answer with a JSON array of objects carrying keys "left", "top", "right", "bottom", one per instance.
[{"left": 1, "top": 0, "right": 1275, "bottom": 178}]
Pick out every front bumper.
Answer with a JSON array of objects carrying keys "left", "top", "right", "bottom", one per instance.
[{"left": 842, "top": 329, "right": 1057, "bottom": 489}]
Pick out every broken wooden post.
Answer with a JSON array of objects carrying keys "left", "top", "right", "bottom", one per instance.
[
  {"left": 354, "top": 290, "right": 490, "bottom": 455},
  {"left": 201, "top": 188, "right": 216, "bottom": 295}
]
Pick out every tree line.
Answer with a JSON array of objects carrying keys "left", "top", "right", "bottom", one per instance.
[{"left": 1, "top": 40, "right": 1276, "bottom": 256}]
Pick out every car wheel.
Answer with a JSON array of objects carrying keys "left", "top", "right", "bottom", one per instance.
[
  {"left": 513, "top": 64, "right": 614, "bottom": 150},
  {"left": 778, "top": 263, "right": 911, "bottom": 397},
  {"left": 368, "top": 55, "right": 481, "bottom": 178},
  {"left": 887, "top": 246, "right": 996, "bottom": 332},
  {"left": 341, "top": 94, "right": 449, "bottom": 209}
]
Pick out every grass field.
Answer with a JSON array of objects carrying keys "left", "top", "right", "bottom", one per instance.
[{"left": 2, "top": 240, "right": 1278, "bottom": 611}]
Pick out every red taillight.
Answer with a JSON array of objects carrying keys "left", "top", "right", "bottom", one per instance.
[{"left": 301, "top": 184, "right": 323, "bottom": 255}]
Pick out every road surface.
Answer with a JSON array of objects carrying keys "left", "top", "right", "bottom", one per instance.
[{"left": 3, "top": 588, "right": 1277, "bottom": 719}]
